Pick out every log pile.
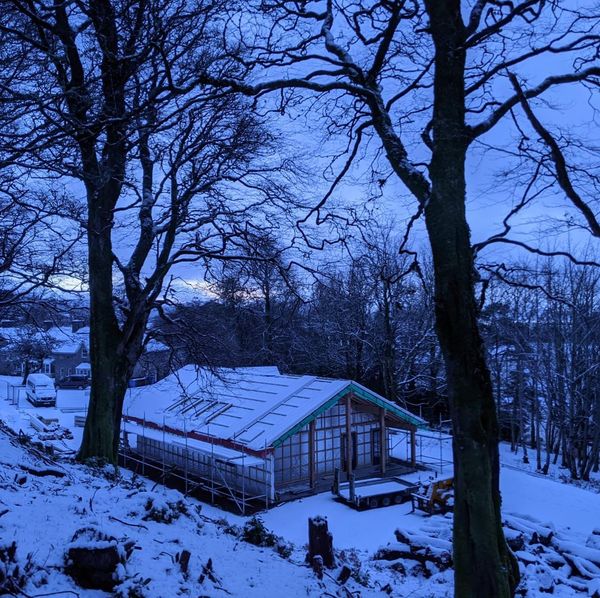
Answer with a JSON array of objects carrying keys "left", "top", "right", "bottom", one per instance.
[
  {"left": 372, "top": 512, "right": 600, "bottom": 595},
  {"left": 374, "top": 517, "right": 453, "bottom": 579},
  {"left": 504, "top": 514, "right": 600, "bottom": 596}
]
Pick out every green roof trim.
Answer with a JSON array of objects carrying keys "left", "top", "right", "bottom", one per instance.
[
  {"left": 348, "top": 383, "right": 426, "bottom": 429},
  {"left": 272, "top": 383, "right": 425, "bottom": 448}
]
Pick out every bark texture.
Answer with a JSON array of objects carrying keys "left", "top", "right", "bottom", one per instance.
[{"left": 424, "top": 2, "right": 519, "bottom": 596}]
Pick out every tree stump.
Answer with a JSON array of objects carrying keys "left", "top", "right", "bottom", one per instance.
[
  {"left": 65, "top": 528, "right": 125, "bottom": 591},
  {"left": 307, "top": 516, "right": 335, "bottom": 569},
  {"left": 337, "top": 565, "right": 352, "bottom": 585}
]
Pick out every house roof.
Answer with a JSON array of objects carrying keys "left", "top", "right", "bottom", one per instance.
[
  {"left": 123, "top": 365, "right": 426, "bottom": 452},
  {"left": 0, "top": 326, "right": 88, "bottom": 352},
  {"left": 144, "top": 339, "right": 170, "bottom": 353},
  {"left": 0, "top": 324, "right": 159, "bottom": 358},
  {"left": 53, "top": 341, "right": 85, "bottom": 355}
]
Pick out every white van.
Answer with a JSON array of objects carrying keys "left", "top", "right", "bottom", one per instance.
[{"left": 25, "top": 373, "right": 57, "bottom": 407}]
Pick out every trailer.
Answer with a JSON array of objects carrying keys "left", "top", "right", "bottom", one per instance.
[{"left": 332, "top": 470, "right": 419, "bottom": 510}]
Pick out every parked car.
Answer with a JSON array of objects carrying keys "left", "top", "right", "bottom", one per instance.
[
  {"left": 25, "top": 373, "right": 57, "bottom": 407},
  {"left": 57, "top": 374, "right": 90, "bottom": 390}
]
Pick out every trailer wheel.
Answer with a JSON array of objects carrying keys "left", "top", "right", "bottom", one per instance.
[
  {"left": 369, "top": 497, "right": 379, "bottom": 509},
  {"left": 382, "top": 496, "right": 391, "bottom": 507},
  {"left": 394, "top": 494, "right": 404, "bottom": 504}
]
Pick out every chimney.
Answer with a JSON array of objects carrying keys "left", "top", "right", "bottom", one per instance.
[{"left": 71, "top": 319, "right": 85, "bottom": 333}]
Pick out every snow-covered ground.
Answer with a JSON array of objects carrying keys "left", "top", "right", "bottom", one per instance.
[
  {"left": 0, "top": 376, "right": 89, "bottom": 452},
  {"left": 2, "top": 384, "right": 600, "bottom": 596},
  {"left": 0, "top": 430, "right": 348, "bottom": 597}
]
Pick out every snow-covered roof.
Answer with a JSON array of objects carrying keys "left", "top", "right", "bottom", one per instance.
[
  {"left": 53, "top": 341, "right": 84, "bottom": 355},
  {"left": 0, "top": 325, "right": 88, "bottom": 351},
  {"left": 0, "top": 325, "right": 163, "bottom": 359},
  {"left": 76, "top": 362, "right": 91, "bottom": 370},
  {"left": 123, "top": 365, "right": 426, "bottom": 452},
  {"left": 144, "top": 339, "right": 170, "bottom": 353},
  {"left": 46, "top": 326, "right": 88, "bottom": 348}
]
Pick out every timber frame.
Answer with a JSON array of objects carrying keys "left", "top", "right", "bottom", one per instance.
[{"left": 120, "top": 369, "right": 425, "bottom": 512}]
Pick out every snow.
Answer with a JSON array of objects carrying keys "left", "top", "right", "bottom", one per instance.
[
  {"left": 124, "top": 365, "right": 425, "bottom": 451},
  {"left": 24, "top": 373, "right": 54, "bottom": 385},
  {"left": 0, "top": 428, "right": 381, "bottom": 597},
  {"left": 2, "top": 387, "right": 600, "bottom": 596},
  {"left": 501, "top": 466, "right": 600, "bottom": 537},
  {"left": 0, "top": 376, "right": 88, "bottom": 452},
  {"left": 262, "top": 492, "right": 427, "bottom": 552},
  {"left": 263, "top": 448, "right": 600, "bottom": 555}
]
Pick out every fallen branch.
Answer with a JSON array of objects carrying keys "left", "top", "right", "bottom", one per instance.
[
  {"left": 19, "top": 465, "right": 65, "bottom": 478},
  {"left": 108, "top": 515, "right": 149, "bottom": 531}
]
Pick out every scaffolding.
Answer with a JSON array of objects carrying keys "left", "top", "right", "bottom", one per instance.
[
  {"left": 119, "top": 415, "right": 273, "bottom": 515},
  {"left": 389, "top": 427, "right": 453, "bottom": 474},
  {"left": 119, "top": 395, "right": 421, "bottom": 511}
]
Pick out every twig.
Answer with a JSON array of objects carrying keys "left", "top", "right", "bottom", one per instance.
[
  {"left": 88, "top": 488, "right": 99, "bottom": 514},
  {"left": 159, "top": 551, "right": 175, "bottom": 563},
  {"left": 9, "top": 589, "right": 80, "bottom": 597},
  {"left": 108, "top": 515, "right": 149, "bottom": 530}
]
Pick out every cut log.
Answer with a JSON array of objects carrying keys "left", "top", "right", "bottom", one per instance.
[{"left": 503, "top": 514, "right": 554, "bottom": 546}]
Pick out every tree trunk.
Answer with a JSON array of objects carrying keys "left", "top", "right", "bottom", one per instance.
[
  {"left": 78, "top": 186, "right": 125, "bottom": 463},
  {"left": 77, "top": 178, "right": 146, "bottom": 463},
  {"left": 382, "top": 282, "right": 397, "bottom": 402},
  {"left": 21, "top": 359, "right": 30, "bottom": 386},
  {"left": 424, "top": 2, "right": 518, "bottom": 595}
]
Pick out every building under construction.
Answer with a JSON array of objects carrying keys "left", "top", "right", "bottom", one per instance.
[{"left": 120, "top": 365, "right": 426, "bottom": 513}]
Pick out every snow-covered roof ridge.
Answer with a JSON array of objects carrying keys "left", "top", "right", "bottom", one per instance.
[{"left": 123, "top": 365, "right": 426, "bottom": 451}]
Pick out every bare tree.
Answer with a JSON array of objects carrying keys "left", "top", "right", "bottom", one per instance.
[
  {"left": 0, "top": 172, "right": 81, "bottom": 313},
  {"left": 196, "top": 1, "right": 600, "bottom": 594},
  {"left": 1, "top": 0, "right": 291, "bottom": 462}
]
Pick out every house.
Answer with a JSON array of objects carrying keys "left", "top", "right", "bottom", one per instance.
[
  {"left": 121, "top": 365, "right": 426, "bottom": 512},
  {"left": 42, "top": 329, "right": 90, "bottom": 380},
  {"left": 0, "top": 321, "right": 171, "bottom": 384}
]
